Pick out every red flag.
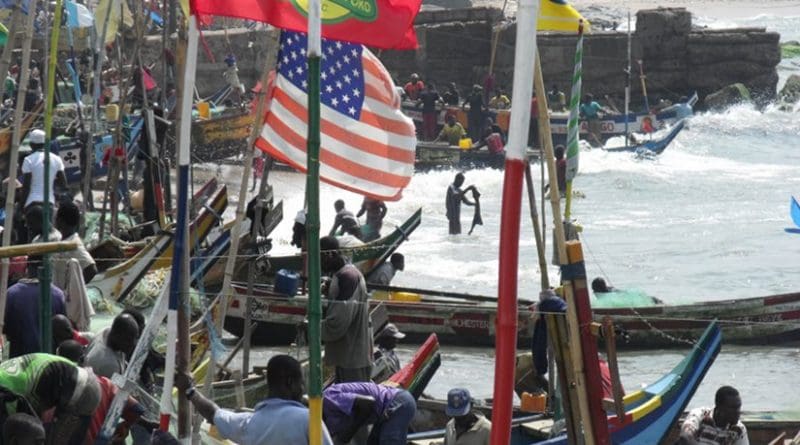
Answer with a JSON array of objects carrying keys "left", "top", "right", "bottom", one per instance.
[
  {"left": 255, "top": 31, "right": 417, "bottom": 201},
  {"left": 190, "top": 0, "right": 421, "bottom": 50}
]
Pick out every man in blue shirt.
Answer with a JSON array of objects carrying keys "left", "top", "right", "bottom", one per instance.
[
  {"left": 579, "top": 93, "right": 605, "bottom": 147},
  {"left": 3, "top": 256, "right": 66, "bottom": 358},
  {"left": 177, "top": 354, "right": 332, "bottom": 445}
]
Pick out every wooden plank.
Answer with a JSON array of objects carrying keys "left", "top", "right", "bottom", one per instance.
[
  {"left": 603, "top": 316, "right": 626, "bottom": 419},
  {"left": 367, "top": 283, "right": 536, "bottom": 306},
  {"left": 546, "top": 313, "right": 580, "bottom": 442}
]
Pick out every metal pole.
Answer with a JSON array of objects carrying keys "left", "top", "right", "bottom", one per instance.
[{"left": 624, "top": 11, "right": 631, "bottom": 148}]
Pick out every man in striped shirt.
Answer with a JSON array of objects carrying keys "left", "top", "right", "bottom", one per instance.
[{"left": 678, "top": 386, "right": 749, "bottom": 445}]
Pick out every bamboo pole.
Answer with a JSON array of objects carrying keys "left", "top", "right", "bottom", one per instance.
[
  {"left": 535, "top": 52, "right": 598, "bottom": 444},
  {"left": 0, "top": 0, "right": 39, "bottom": 335},
  {"left": 201, "top": 52, "right": 275, "bottom": 401},
  {"left": 524, "top": 163, "right": 549, "bottom": 290}
]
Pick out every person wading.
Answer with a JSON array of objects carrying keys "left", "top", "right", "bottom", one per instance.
[{"left": 445, "top": 173, "right": 475, "bottom": 235}]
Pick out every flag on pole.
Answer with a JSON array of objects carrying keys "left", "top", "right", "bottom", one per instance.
[
  {"left": 538, "top": 0, "right": 590, "bottom": 32},
  {"left": 256, "top": 31, "right": 416, "bottom": 201},
  {"left": 65, "top": 0, "right": 93, "bottom": 28},
  {"left": 563, "top": 21, "right": 583, "bottom": 220},
  {"left": 189, "top": 0, "right": 422, "bottom": 49}
]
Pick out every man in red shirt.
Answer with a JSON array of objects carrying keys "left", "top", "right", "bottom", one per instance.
[{"left": 403, "top": 73, "right": 424, "bottom": 101}]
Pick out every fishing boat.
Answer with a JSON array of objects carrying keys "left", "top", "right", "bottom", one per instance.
[
  {"left": 415, "top": 141, "right": 541, "bottom": 170},
  {"left": 190, "top": 107, "right": 255, "bottom": 163},
  {"left": 87, "top": 185, "right": 227, "bottom": 303},
  {"left": 408, "top": 322, "right": 721, "bottom": 444},
  {"left": 225, "top": 207, "right": 422, "bottom": 285},
  {"left": 603, "top": 119, "right": 686, "bottom": 155}
]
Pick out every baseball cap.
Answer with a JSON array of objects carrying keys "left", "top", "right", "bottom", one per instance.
[
  {"left": 29, "top": 129, "right": 45, "bottom": 145},
  {"left": 378, "top": 323, "right": 405, "bottom": 339},
  {"left": 446, "top": 388, "right": 472, "bottom": 417}
]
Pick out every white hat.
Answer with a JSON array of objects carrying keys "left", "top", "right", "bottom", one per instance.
[{"left": 29, "top": 129, "right": 45, "bottom": 145}]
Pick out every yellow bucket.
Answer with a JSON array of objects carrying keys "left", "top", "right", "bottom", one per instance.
[
  {"left": 105, "top": 104, "right": 119, "bottom": 122},
  {"left": 390, "top": 292, "right": 421, "bottom": 302},
  {"left": 458, "top": 138, "right": 473, "bottom": 150},
  {"left": 372, "top": 290, "right": 391, "bottom": 300},
  {"left": 197, "top": 101, "right": 211, "bottom": 119}
]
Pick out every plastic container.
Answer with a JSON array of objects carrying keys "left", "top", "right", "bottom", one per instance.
[
  {"left": 197, "top": 101, "right": 211, "bottom": 119},
  {"left": 458, "top": 138, "right": 473, "bottom": 150},
  {"left": 390, "top": 291, "right": 421, "bottom": 302},
  {"left": 105, "top": 104, "right": 119, "bottom": 122},
  {"left": 372, "top": 290, "right": 391, "bottom": 300},
  {"left": 275, "top": 269, "right": 300, "bottom": 297},
  {"left": 521, "top": 392, "right": 547, "bottom": 413}
]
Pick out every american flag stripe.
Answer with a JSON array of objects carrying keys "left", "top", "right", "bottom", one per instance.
[
  {"left": 268, "top": 84, "right": 416, "bottom": 166},
  {"left": 257, "top": 31, "right": 416, "bottom": 201}
]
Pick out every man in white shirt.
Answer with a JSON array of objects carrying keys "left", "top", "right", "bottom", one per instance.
[
  {"left": 678, "top": 386, "right": 749, "bottom": 445},
  {"left": 368, "top": 253, "right": 404, "bottom": 286},
  {"left": 20, "top": 128, "right": 68, "bottom": 210}
]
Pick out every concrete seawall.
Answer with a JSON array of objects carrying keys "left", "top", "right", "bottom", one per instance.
[{"left": 126, "top": 7, "right": 779, "bottom": 107}]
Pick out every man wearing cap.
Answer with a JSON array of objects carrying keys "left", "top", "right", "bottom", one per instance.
[
  {"left": 442, "top": 388, "right": 492, "bottom": 445},
  {"left": 20, "top": 129, "right": 68, "bottom": 228},
  {"left": 0, "top": 353, "right": 101, "bottom": 444},
  {"left": 320, "top": 235, "right": 373, "bottom": 383},
  {"left": 371, "top": 323, "right": 405, "bottom": 383}
]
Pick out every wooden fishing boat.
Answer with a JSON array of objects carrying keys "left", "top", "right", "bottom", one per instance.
[
  {"left": 88, "top": 185, "right": 227, "bottom": 303},
  {"left": 226, "top": 207, "right": 422, "bottom": 285},
  {"left": 409, "top": 322, "right": 722, "bottom": 444},
  {"left": 603, "top": 119, "right": 686, "bottom": 155},
  {"left": 228, "top": 279, "right": 800, "bottom": 348},
  {"left": 190, "top": 107, "right": 255, "bottom": 163},
  {"left": 0, "top": 102, "right": 44, "bottom": 173},
  {"left": 415, "top": 141, "right": 541, "bottom": 170}
]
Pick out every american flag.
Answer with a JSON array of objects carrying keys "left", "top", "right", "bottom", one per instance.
[{"left": 256, "top": 31, "right": 417, "bottom": 201}]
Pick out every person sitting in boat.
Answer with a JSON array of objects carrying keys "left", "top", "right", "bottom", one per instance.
[
  {"left": 321, "top": 236, "right": 373, "bottom": 383},
  {"left": 84, "top": 313, "right": 140, "bottom": 379},
  {"left": 404, "top": 73, "right": 425, "bottom": 101},
  {"left": 677, "top": 385, "right": 749, "bottom": 445},
  {"left": 322, "top": 382, "right": 416, "bottom": 445},
  {"left": 371, "top": 323, "right": 405, "bottom": 383},
  {"left": 4, "top": 255, "right": 67, "bottom": 358},
  {"left": 471, "top": 117, "right": 505, "bottom": 154},
  {"left": 488, "top": 88, "right": 511, "bottom": 110},
  {"left": 436, "top": 114, "right": 467, "bottom": 146},
  {"left": 368, "top": 253, "right": 404, "bottom": 286},
  {"left": 592, "top": 277, "right": 665, "bottom": 306},
  {"left": 357, "top": 196, "right": 388, "bottom": 242},
  {"left": 439, "top": 387, "right": 492, "bottom": 445},
  {"left": 442, "top": 82, "right": 460, "bottom": 106},
  {"left": 446, "top": 173, "right": 476, "bottom": 235},
  {"left": 548, "top": 84, "right": 566, "bottom": 112},
  {"left": 52, "top": 314, "right": 93, "bottom": 349},
  {"left": 177, "top": 354, "right": 334, "bottom": 445},
  {"left": 329, "top": 199, "right": 364, "bottom": 241},
  {"left": 2, "top": 413, "right": 45, "bottom": 445}
]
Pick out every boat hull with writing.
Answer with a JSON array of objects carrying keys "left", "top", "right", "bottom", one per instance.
[
  {"left": 415, "top": 142, "right": 540, "bottom": 170},
  {"left": 189, "top": 108, "right": 255, "bottom": 162}
]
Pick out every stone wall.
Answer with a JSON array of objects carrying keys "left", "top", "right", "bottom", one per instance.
[{"left": 133, "top": 7, "right": 780, "bottom": 105}]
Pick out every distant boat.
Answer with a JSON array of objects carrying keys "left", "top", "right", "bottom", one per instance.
[
  {"left": 603, "top": 119, "right": 686, "bottom": 155},
  {"left": 787, "top": 196, "right": 800, "bottom": 234}
]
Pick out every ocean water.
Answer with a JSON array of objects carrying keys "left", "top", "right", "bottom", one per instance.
[{"left": 205, "top": 9, "right": 800, "bottom": 414}]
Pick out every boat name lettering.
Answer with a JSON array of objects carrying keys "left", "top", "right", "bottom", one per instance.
[
  {"left": 733, "top": 313, "right": 782, "bottom": 323},
  {"left": 450, "top": 317, "right": 489, "bottom": 330}
]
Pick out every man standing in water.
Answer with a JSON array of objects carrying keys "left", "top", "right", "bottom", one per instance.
[
  {"left": 445, "top": 173, "right": 475, "bottom": 235},
  {"left": 357, "top": 196, "right": 387, "bottom": 242}
]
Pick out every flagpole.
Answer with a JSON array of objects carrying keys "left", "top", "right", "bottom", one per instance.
[
  {"left": 0, "top": 0, "right": 39, "bottom": 340},
  {"left": 305, "top": 0, "right": 323, "bottom": 442},
  {"left": 490, "top": 0, "right": 540, "bottom": 441},
  {"left": 166, "top": 12, "right": 199, "bottom": 442},
  {"left": 564, "top": 22, "right": 583, "bottom": 221}
]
